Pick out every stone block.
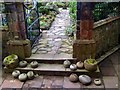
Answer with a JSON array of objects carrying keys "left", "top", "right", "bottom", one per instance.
[
  {"left": 73, "top": 39, "right": 96, "bottom": 62},
  {"left": 80, "top": 20, "right": 93, "bottom": 40},
  {"left": 7, "top": 39, "right": 31, "bottom": 59}
]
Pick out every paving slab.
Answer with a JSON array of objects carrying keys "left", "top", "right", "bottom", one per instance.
[
  {"left": 99, "top": 58, "right": 113, "bottom": 67},
  {"left": 52, "top": 76, "right": 64, "bottom": 88},
  {"left": 0, "top": 75, "right": 24, "bottom": 89},
  {"left": 23, "top": 76, "right": 43, "bottom": 89},
  {"left": 103, "top": 76, "right": 118, "bottom": 90},
  {"left": 41, "top": 76, "right": 55, "bottom": 89},
  {"left": 100, "top": 66, "right": 117, "bottom": 76},
  {"left": 63, "top": 77, "right": 81, "bottom": 89}
]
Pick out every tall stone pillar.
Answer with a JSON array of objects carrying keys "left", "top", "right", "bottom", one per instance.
[
  {"left": 73, "top": 2, "right": 96, "bottom": 62},
  {"left": 5, "top": 3, "right": 31, "bottom": 59},
  {"left": 5, "top": 2, "right": 26, "bottom": 40},
  {"left": 16, "top": 3, "right": 27, "bottom": 40}
]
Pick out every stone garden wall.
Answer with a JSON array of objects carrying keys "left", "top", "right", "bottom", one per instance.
[{"left": 93, "top": 16, "right": 120, "bottom": 58}]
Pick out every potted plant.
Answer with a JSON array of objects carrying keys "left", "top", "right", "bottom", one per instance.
[
  {"left": 3, "top": 54, "right": 19, "bottom": 69},
  {"left": 84, "top": 58, "right": 97, "bottom": 72}
]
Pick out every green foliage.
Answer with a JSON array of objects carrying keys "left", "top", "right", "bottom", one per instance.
[
  {"left": 38, "top": 2, "right": 59, "bottom": 15},
  {"left": 3, "top": 54, "right": 17, "bottom": 65},
  {"left": 38, "top": 2, "right": 68, "bottom": 30},
  {"left": 66, "top": 0, "right": 76, "bottom": 37},
  {"left": 93, "top": 2, "right": 120, "bottom": 22},
  {"left": 38, "top": 2, "right": 69, "bottom": 30},
  {"left": 66, "top": 24, "right": 75, "bottom": 37},
  {"left": 86, "top": 59, "right": 97, "bottom": 64},
  {"left": 68, "top": 0, "right": 76, "bottom": 21},
  {"left": 40, "top": 21, "right": 47, "bottom": 27}
]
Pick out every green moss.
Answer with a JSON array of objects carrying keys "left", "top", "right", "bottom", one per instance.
[
  {"left": 86, "top": 59, "right": 97, "bottom": 64},
  {"left": 3, "top": 54, "right": 17, "bottom": 65}
]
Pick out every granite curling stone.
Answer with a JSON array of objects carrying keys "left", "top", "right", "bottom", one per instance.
[
  {"left": 63, "top": 60, "right": 71, "bottom": 68},
  {"left": 79, "top": 75, "right": 92, "bottom": 85},
  {"left": 69, "top": 73, "right": 78, "bottom": 82}
]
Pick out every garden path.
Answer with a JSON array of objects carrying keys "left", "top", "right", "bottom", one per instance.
[{"left": 31, "top": 9, "right": 73, "bottom": 59}]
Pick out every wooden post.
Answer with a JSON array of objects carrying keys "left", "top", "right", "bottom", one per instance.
[{"left": 73, "top": 2, "right": 96, "bottom": 62}]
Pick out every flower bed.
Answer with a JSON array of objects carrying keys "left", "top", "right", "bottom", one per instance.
[{"left": 38, "top": 2, "right": 68, "bottom": 30}]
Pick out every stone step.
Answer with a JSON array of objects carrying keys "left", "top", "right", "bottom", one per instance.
[
  {"left": 25, "top": 54, "right": 77, "bottom": 64},
  {"left": 25, "top": 58, "right": 77, "bottom": 64},
  {"left": 4, "top": 63, "right": 100, "bottom": 77}
]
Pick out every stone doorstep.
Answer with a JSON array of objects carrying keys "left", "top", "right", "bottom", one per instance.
[
  {"left": 4, "top": 63, "right": 100, "bottom": 77},
  {"left": 25, "top": 55, "right": 77, "bottom": 64}
]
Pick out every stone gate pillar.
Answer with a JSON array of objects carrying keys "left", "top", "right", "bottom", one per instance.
[
  {"left": 5, "top": 2, "right": 31, "bottom": 59},
  {"left": 73, "top": 2, "right": 96, "bottom": 62},
  {"left": 5, "top": 2, "right": 26, "bottom": 40}
]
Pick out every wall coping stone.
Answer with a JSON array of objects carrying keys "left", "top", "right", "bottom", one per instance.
[{"left": 94, "top": 16, "right": 120, "bottom": 29}]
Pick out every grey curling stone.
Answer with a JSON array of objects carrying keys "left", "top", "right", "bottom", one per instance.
[
  {"left": 63, "top": 60, "right": 71, "bottom": 68},
  {"left": 27, "top": 71, "right": 34, "bottom": 80},
  {"left": 12, "top": 70, "right": 20, "bottom": 78},
  {"left": 18, "top": 73, "right": 27, "bottom": 82},
  {"left": 70, "top": 64, "right": 77, "bottom": 71},
  {"left": 30, "top": 61, "right": 38, "bottom": 68},
  {"left": 79, "top": 75, "right": 92, "bottom": 85},
  {"left": 94, "top": 79, "right": 102, "bottom": 86},
  {"left": 19, "top": 61, "right": 28, "bottom": 68}
]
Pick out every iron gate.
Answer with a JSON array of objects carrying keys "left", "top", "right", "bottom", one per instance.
[{"left": 24, "top": 0, "right": 41, "bottom": 46}]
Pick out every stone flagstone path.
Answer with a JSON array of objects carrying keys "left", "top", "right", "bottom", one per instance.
[{"left": 31, "top": 9, "right": 73, "bottom": 59}]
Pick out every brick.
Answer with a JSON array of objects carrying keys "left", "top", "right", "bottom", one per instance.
[
  {"left": 103, "top": 76, "right": 118, "bottom": 89},
  {"left": 1, "top": 76, "right": 24, "bottom": 89},
  {"left": 41, "top": 76, "right": 55, "bottom": 89},
  {"left": 29, "top": 76, "right": 43, "bottom": 88},
  {"left": 63, "top": 77, "right": 81, "bottom": 89},
  {"left": 22, "top": 84, "right": 29, "bottom": 90},
  {"left": 52, "top": 76, "right": 64, "bottom": 88},
  {"left": 22, "top": 76, "right": 43, "bottom": 90}
]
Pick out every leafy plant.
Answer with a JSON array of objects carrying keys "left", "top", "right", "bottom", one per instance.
[
  {"left": 40, "top": 21, "right": 47, "bottom": 27},
  {"left": 93, "top": 2, "right": 120, "bottom": 22},
  {"left": 68, "top": 0, "right": 76, "bottom": 21},
  {"left": 86, "top": 59, "right": 97, "bottom": 64},
  {"left": 66, "top": 24, "right": 75, "bottom": 37}
]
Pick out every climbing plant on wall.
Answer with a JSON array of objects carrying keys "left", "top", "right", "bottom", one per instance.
[{"left": 93, "top": 2, "right": 120, "bottom": 22}]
